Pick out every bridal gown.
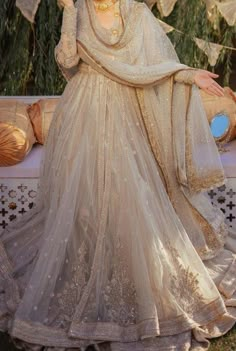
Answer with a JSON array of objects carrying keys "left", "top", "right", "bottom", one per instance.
[{"left": 0, "top": 0, "right": 236, "bottom": 350}]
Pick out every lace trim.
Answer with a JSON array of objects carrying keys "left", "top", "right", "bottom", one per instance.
[{"left": 9, "top": 297, "right": 226, "bottom": 347}]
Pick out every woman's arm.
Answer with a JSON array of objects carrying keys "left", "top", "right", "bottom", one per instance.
[
  {"left": 173, "top": 69, "right": 198, "bottom": 85},
  {"left": 54, "top": 3, "right": 80, "bottom": 71},
  {"left": 174, "top": 68, "right": 224, "bottom": 97}
]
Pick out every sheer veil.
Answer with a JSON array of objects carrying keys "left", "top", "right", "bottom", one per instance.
[{"left": 1, "top": 1, "right": 235, "bottom": 350}]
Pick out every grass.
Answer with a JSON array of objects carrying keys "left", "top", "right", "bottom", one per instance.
[
  {"left": 1, "top": 326, "right": 236, "bottom": 350},
  {"left": 209, "top": 325, "right": 236, "bottom": 351}
]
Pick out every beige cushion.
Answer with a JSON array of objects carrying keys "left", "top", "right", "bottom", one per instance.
[
  {"left": 27, "top": 98, "right": 60, "bottom": 144},
  {"left": 200, "top": 87, "right": 236, "bottom": 142},
  {"left": 0, "top": 100, "right": 36, "bottom": 166}
]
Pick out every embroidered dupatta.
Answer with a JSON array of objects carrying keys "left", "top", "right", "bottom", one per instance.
[
  {"left": 16, "top": 0, "right": 226, "bottom": 194},
  {"left": 69, "top": 0, "right": 226, "bottom": 195}
]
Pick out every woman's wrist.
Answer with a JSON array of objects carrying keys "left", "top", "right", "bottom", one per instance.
[
  {"left": 185, "top": 69, "right": 199, "bottom": 85},
  {"left": 174, "top": 68, "right": 199, "bottom": 85},
  {"left": 64, "top": 1, "right": 75, "bottom": 8}
]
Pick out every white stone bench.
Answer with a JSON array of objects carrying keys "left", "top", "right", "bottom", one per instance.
[
  {"left": 0, "top": 96, "right": 58, "bottom": 228},
  {"left": 0, "top": 96, "right": 235, "bottom": 230}
]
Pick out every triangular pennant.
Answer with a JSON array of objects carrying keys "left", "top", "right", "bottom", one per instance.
[
  {"left": 204, "top": 0, "right": 216, "bottom": 13},
  {"left": 157, "top": 0, "right": 178, "bottom": 17},
  {"left": 204, "top": 0, "right": 219, "bottom": 24},
  {"left": 215, "top": 0, "right": 236, "bottom": 26},
  {"left": 157, "top": 19, "right": 175, "bottom": 33},
  {"left": 194, "top": 38, "right": 223, "bottom": 66},
  {"left": 16, "top": 0, "right": 41, "bottom": 23}
]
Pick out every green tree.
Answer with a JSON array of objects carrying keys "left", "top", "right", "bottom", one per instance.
[{"left": 0, "top": 0, "right": 235, "bottom": 95}]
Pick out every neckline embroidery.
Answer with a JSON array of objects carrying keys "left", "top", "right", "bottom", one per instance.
[{"left": 93, "top": 1, "right": 122, "bottom": 31}]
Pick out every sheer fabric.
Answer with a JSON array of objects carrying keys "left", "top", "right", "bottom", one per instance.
[{"left": 0, "top": 1, "right": 236, "bottom": 350}]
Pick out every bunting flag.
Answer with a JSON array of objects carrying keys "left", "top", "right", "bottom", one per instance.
[
  {"left": 157, "top": 19, "right": 175, "bottom": 33},
  {"left": 16, "top": 0, "right": 41, "bottom": 23},
  {"left": 154, "top": 0, "right": 236, "bottom": 25},
  {"left": 15, "top": 0, "right": 236, "bottom": 26},
  {"left": 215, "top": 0, "right": 236, "bottom": 26},
  {"left": 156, "top": 0, "right": 178, "bottom": 17},
  {"left": 205, "top": 0, "right": 215, "bottom": 11},
  {"left": 15, "top": 0, "right": 235, "bottom": 68},
  {"left": 194, "top": 38, "right": 224, "bottom": 66},
  {"left": 157, "top": 18, "right": 236, "bottom": 67},
  {"left": 204, "top": 0, "right": 219, "bottom": 24}
]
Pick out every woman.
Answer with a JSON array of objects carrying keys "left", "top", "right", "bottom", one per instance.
[{"left": 0, "top": 0, "right": 235, "bottom": 350}]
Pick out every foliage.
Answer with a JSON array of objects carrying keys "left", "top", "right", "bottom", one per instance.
[
  {"left": 152, "top": 0, "right": 235, "bottom": 86},
  {"left": 0, "top": 0, "right": 235, "bottom": 95},
  {"left": 0, "top": 0, "right": 65, "bottom": 95}
]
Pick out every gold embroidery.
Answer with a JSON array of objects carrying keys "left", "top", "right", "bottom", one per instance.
[
  {"left": 135, "top": 87, "right": 173, "bottom": 199},
  {"left": 101, "top": 237, "right": 138, "bottom": 326},
  {"left": 50, "top": 241, "right": 89, "bottom": 329},
  {"left": 9, "top": 294, "right": 226, "bottom": 347},
  {"left": 190, "top": 204, "right": 228, "bottom": 258},
  {"left": 71, "top": 91, "right": 114, "bottom": 323},
  {"left": 167, "top": 242, "right": 205, "bottom": 316}
]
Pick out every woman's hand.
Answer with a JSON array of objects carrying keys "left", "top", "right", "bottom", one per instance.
[
  {"left": 194, "top": 69, "right": 224, "bottom": 97},
  {"left": 57, "top": 0, "right": 74, "bottom": 8}
]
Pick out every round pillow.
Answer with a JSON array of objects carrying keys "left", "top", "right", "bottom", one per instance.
[
  {"left": 200, "top": 87, "right": 236, "bottom": 143},
  {"left": 27, "top": 98, "right": 60, "bottom": 145},
  {"left": 0, "top": 100, "right": 36, "bottom": 166}
]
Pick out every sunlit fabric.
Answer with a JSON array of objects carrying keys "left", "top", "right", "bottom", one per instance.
[{"left": 1, "top": 0, "right": 236, "bottom": 350}]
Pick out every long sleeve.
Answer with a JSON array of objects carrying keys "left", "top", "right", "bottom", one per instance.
[
  {"left": 173, "top": 68, "right": 199, "bottom": 85},
  {"left": 54, "top": 4, "right": 80, "bottom": 81}
]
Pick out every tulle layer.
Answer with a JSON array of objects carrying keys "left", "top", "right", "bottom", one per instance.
[{"left": 0, "top": 69, "right": 236, "bottom": 351}]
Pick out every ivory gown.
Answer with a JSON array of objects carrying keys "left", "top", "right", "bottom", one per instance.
[{"left": 0, "top": 0, "right": 236, "bottom": 350}]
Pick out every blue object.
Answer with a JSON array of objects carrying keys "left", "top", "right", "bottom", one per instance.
[{"left": 210, "top": 113, "right": 230, "bottom": 139}]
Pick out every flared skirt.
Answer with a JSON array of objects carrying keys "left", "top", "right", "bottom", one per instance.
[{"left": 0, "top": 65, "right": 236, "bottom": 351}]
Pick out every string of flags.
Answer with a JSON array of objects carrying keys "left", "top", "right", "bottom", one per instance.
[
  {"left": 15, "top": 0, "right": 236, "bottom": 67},
  {"left": 16, "top": 0, "right": 236, "bottom": 26},
  {"left": 147, "top": 0, "right": 236, "bottom": 26},
  {"left": 206, "top": 0, "right": 236, "bottom": 26},
  {"left": 157, "top": 17, "right": 236, "bottom": 67}
]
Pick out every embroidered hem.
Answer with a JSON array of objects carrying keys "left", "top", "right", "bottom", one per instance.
[{"left": 3, "top": 297, "right": 228, "bottom": 348}]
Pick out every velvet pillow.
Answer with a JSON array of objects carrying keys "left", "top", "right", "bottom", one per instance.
[
  {"left": 27, "top": 98, "right": 60, "bottom": 145},
  {"left": 0, "top": 100, "right": 36, "bottom": 166}
]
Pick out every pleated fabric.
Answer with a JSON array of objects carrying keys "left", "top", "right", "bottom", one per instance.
[{"left": 0, "top": 0, "right": 236, "bottom": 350}]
